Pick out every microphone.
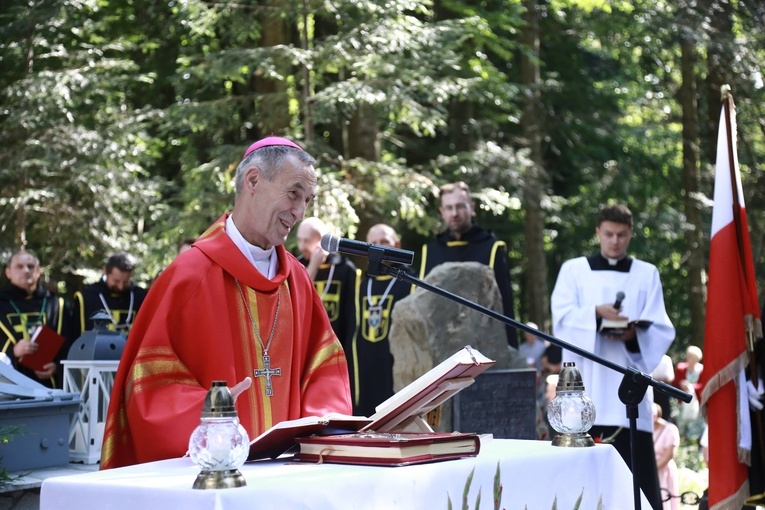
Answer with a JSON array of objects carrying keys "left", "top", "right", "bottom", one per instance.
[
  {"left": 320, "top": 233, "right": 415, "bottom": 266},
  {"left": 614, "top": 291, "right": 625, "bottom": 310}
]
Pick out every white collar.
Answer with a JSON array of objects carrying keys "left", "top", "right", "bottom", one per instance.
[
  {"left": 602, "top": 253, "right": 624, "bottom": 266},
  {"left": 225, "top": 215, "right": 278, "bottom": 279}
]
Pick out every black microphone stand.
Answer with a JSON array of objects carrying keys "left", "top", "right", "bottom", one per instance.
[{"left": 365, "top": 249, "right": 691, "bottom": 510}]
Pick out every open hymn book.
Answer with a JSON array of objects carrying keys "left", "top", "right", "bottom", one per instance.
[{"left": 247, "top": 346, "right": 495, "bottom": 461}]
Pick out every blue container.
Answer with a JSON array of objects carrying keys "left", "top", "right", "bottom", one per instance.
[{"left": 0, "top": 362, "right": 81, "bottom": 471}]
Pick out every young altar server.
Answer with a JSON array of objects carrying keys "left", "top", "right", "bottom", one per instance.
[{"left": 551, "top": 203, "right": 675, "bottom": 510}]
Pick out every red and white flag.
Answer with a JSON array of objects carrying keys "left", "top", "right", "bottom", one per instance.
[{"left": 700, "top": 89, "right": 760, "bottom": 510}]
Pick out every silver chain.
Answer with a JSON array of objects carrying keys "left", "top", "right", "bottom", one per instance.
[{"left": 235, "top": 279, "right": 281, "bottom": 355}]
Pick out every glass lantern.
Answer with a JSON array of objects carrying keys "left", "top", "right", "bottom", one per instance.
[
  {"left": 189, "top": 381, "right": 250, "bottom": 489},
  {"left": 547, "top": 362, "right": 596, "bottom": 447}
]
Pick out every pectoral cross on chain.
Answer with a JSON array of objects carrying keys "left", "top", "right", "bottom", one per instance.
[{"left": 254, "top": 355, "right": 281, "bottom": 397}]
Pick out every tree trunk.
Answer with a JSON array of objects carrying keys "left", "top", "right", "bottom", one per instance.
[
  {"left": 704, "top": 0, "right": 734, "bottom": 163},
  {"left": 680, "top": 29, "right": 705, "bottom": 347},
  {"left": 520, "top": 0, "right": 549, "bottom": 329},
  {"left": 448, "top": 101, "right": 475, "bottom": 152},
  {"left": 14, "top": 17, "right": 36, "bottom": 249},
  {"left": 348, "top": 102, "right": 381, "bottom": 237},
  {"left": 348, "top": 103, "right": 379, "bottom": 161},
  {"left": 255, "top": 0, "right": 293, "bottom": 136}
]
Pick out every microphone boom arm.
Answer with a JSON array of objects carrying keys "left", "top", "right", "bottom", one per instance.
[
  {"left": 376, "top": 261, "right": 689, "bottom": 510},
  {"left": 375, "top": 262, "right": 691, "bottom": 404}
]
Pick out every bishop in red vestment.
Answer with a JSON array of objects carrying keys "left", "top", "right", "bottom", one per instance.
[{"left": 101, "top": 138, "right": 352, "bottom": 469}]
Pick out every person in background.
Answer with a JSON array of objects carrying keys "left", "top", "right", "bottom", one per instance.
[
  {"left": 653, "top": 402, "right": 680, "bottom": 510},
  {"left": 0, "top": 250, "right": 71, "bottom": 388},
  {"left": 539, "top": 373, "right": 560, "bottom": 440},
  {"left": 652, "top": 354, "right": 676, "bottom": 424},
  {"left": 551, "top": 203, "right": 675, "bottom": 510},
  {"left": 296, "top": 216, "right": 357, "bottom": 352},
  {"left": 177, "top": 238, "right": 196, "bottom": 256},
  {"left": 419, "top": 181, "right": 517, "bottom": 347},
  {"left": 673, "top": 345, "right": 704, "bottom": 396},
  {"left": 520, "top": 322, "right": 560, "bottom": 440},
  {"left": 350, "top": 223, "right": 414, "bottom": 416},
  {"left": 673, "top": 345, "right": 704, "bottom": 439},
  {"left": 521, "top": 322, "right": 558, "bottom": 440},
  {"left": 541, "top": 342, "right": 562, "bottom": 377},
  {"left": 296, "top": 217, "right": 328, "bottom": 280},
  {"left": 519, "top": 322, "right": 547, "bottom": 384},
  {"left": 72, "top": 252, "right": 148, "bottom": 338},
  {"left": 100, "top": 136, "right": 351, "bottom": 469}
]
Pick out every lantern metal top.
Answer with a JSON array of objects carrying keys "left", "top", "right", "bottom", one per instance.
[
  {"left": 201, "top": 381, "right": 238, "bottom": 418},
  {"left": 556, "top": 361, "right": 585, "bottom": 392}
]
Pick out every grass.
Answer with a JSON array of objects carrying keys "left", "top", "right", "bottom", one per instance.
[{"left": 0, "top": 425, "right": 23, "bottom": 487}]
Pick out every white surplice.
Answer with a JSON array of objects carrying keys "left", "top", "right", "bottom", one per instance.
[{"left": 551, "top": 255, "right": 675, "bottom": 432}]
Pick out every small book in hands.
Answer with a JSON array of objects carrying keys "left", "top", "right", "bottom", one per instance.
[
  {"left": 599, "top": 319, "right": 653, "bottom": 336},
  {"left": 19, "top": 325, "right": 65, "bottom": 372},
  {"left": 294, "top": 431, "right": 481, "bottom": 467}
]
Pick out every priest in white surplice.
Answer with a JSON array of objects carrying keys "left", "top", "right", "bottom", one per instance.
[{"left": 551, "top": 204, "right": 674, "bottom": 510}]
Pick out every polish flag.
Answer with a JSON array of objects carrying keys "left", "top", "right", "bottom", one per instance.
[{"left": 700, "top": 89, "right": 760, "bottom": 510}]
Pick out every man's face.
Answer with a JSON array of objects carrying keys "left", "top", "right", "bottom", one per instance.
[
  {"left": 296, "top": 223, "right": 321, "bottom": 259},
  {"left": 439, "top": 189, "right": 474, "bottom": 236},
  {"left": 5, "top": 252, "right": 41, "bottom": 294},
  {"left": 238, "top": 155, "right": 317, "bottom": 250},
  {"left": 596, "top": 220, "right": 632, "bottom": 260},
  {"left": 366, "top": 226, "right": 399, "bottom": 247},
  {"left": 105, "top": 268, "right": 133, "bottom": 293}
]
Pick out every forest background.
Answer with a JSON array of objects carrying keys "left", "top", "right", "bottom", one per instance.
[{"left": 1, "top": 0, "right": 764, "bottom": 357}]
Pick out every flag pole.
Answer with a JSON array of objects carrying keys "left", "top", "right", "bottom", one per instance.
[
  {"left": 721, "top": 85, "right": 765, "bottom": 498},
  {"left": 721, "top": 85, "right": 760, "bottom": 388},
  {"left": 721, "top": 86, "right": 746, "bottom": 297}
]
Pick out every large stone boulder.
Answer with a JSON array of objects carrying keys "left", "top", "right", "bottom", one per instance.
[{"left": 388, "top": 261, "right": 528, "bottom": 430}]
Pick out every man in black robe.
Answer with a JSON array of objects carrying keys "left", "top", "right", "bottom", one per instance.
[
  {"left": 72, "top": 252, "right": 148, "bottom": 338},
  {"left": 419, "top": 181, "right": 517, "bottom": 347},
  {"left": 0, "top": 250, "right": 71, "bottom": 388}
]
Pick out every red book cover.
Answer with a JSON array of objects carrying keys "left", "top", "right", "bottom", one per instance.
[
  {"left": 247, "top": 414, "right": 372, "bottom": 460},
  {"left": 19, "top": 325, "right": 65, "bottom": 372},
  {"left": 294, "top": 431, "right": 481, "bottom": 467}
]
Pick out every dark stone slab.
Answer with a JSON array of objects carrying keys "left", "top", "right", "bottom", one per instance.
[{"left": 453, "top": 368, "right": 538, "bottom": 439}]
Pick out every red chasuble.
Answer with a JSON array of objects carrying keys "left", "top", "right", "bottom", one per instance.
[{"left": 101, "top": 214, "right": 352, "bottom": 469}]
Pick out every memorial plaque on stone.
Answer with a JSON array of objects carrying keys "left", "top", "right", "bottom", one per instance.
[{"left": 453, "top": 368, "right": 537, "bottom": 440}]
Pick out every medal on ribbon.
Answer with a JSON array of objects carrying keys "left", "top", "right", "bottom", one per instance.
[{"left": 367, "top": 305, "right": 383, "bottom": 329}]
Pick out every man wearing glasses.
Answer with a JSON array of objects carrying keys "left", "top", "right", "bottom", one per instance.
[{"left": 419, "top": 181, "right": 517, "bottom": 347}]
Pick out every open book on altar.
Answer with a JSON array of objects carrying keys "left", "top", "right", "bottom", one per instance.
[{"left": 247, "top": 346, "right": 495, "bottom": 461}]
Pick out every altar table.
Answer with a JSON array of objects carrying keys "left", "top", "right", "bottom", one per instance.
[{"left": 41, "top": 439, "right": 650, "bottom": 510}]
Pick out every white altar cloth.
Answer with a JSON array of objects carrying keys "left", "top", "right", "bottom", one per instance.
[{"left": 41, "top": 439, "right": 649, "bottom": 509}]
